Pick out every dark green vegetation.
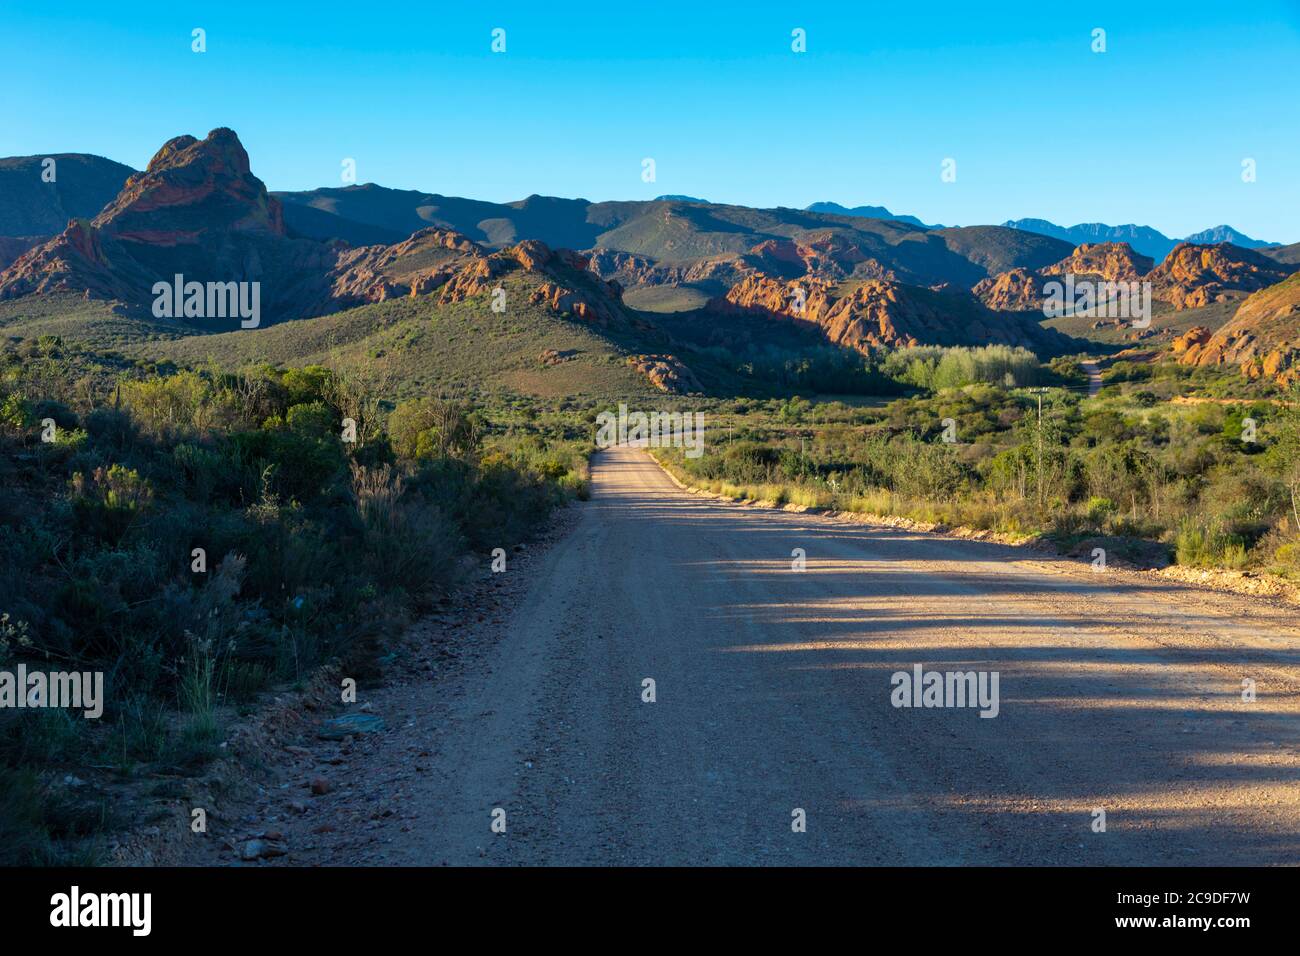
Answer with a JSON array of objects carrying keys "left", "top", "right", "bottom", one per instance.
[
  {"left": 3, "top": 131, "right": 1296, "bottom": 870},
  {"left": 1098, "top": 355, "right": 1285, "bottom": 400},
  {"left": 1, "top": 283, "right": 693, "bottom": 404},
  {"left": 657, "top": 363, "right": 1300, "bottom": 576},
  {"left": 0, "top": 338, "right": 589, "bottom": 863}
]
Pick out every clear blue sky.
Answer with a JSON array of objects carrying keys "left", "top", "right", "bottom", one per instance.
[{"left": 3, "top": 1, "right": 1298, "bottom": 241}]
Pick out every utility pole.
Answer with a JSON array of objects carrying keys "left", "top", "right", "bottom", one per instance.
[{"left": 1031, "top": 388, "right": 1049, "bottom": 511}]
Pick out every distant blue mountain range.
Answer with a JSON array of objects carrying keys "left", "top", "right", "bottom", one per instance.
[
  {"left": 999, "top": 220, "right": 1277, "bottom": 261},
  {"left": 805, "top": 202, "right": 940, "bottom": 230},
  {"left": 806, "top": 203, "right": 1279, "bottom": 261}
]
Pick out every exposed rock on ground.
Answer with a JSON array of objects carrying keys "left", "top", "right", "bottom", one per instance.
[{"left": 625, "top": 353, "right": 703, "bottom": 393}]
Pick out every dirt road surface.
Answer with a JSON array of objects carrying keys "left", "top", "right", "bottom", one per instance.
[
  {"left": 199, "top": 445, "right": 1300, "bottom": 866},
  {"left": 1082, "top": 360, "right": 1104, "bottom": 398}
]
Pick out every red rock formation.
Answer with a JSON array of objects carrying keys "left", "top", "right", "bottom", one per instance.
[
  {"left": 972, "top": 268, "right": 1044, "bottom": 311},
  {"left": 539, "top": 348, "right": 579, "bottom": 366},
  {"left": 625, "top": 354, "right": 702, "bottom": 394},
  {"left": 719, "top": 272, "right": 1065, "bottom": 353},
  {"left": 326, "top": 227, "right": 637, "bottom": 333},
  {"left": 1041, "top": 242, "right": 1153, "bottom": 282},
  {"left": 95, "top": 128, "right": 285, "bottom": 238},
  {"left": 0, "top": 236, "right": 46, "bottom": 271},
  {"left": 503, "top": 239, "right": 552, "bottom": 272},
  {"left": 746, "top": 233, "right": 889, "bottom": 281},
  {"left": 1176, "top": 273, "right": 1300, "bottom": 386},
  {"left": 971, "top": 241, "right": 1292, "bottom": 319},
  {"left": 329, "top": 228, "right": 485, "bottom": 302},
  {"left": 585, "top": 249, "right": 750, "bottom": 294},
  {"left": 972, "top": 243, "right": 1151, "bottom": 313},
  {"left": 1147, "top": 242, "right": 1292, "bottom": 310},
  {"left": 586, "top": 250, "right": 664, "bottom": 286},
  {"left": 0, "top": 128, "right": 312, "bottom": 313},
  {"left": 0, "top": 218, "right": 121, "bottom": 299},
  {"left": 529, "top": 281, "right": 618, "bottom": 326},
  {"left": 1171, "top": 326, "right": 1212, "bottom": 355}
]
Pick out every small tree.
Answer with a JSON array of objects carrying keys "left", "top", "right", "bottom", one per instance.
[
  {"left": 1016, "top": 393, "right": 1070, "bottom": 516},
  {"left": 387, "top": 397, "right": 483, "bottom": 461}
]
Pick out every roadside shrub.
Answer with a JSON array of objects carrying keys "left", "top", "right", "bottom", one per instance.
[{"left": 1175, "top": 519, "right": 1249, "bottom": 569}]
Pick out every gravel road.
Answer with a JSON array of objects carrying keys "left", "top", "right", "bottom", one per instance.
[{"left": 207, "top": 445, "right": 1300, "bottom": 866}]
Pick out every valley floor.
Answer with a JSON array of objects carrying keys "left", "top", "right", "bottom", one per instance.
[{"left": 186, "top": 446, "right": 1300, "bottom": 866}]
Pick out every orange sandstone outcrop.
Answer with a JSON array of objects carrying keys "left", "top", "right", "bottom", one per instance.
[
  {"left": 625, "top": 354, "right": 702, "bottom": 394},
  {"left": 971, "top": 240, "right": 1298, "bottom": 319},
  {"left": 1172, "top": 326, "right": 1213, "bottom": 355},
  {"left": 329, "top": 228, "right": 485, "bottom": 301},
  {"left": 972, "top": 242, "right": 1151, "bottom": 312},
  {"left": 719, "top": 272, "right": 1066, "bottom": 353},
  {"left": 1176, "top": 273, "right": 1300, "bottom": 386},
  {"left": 746, "top": 233, "right": 892, "bottom": 281},
  {"left": 1041, "top": 242, "right": 1153, "bottom": 282},
  {"left": 529, "top": 281, "right": 619, "bottom": 326},
  {"left": 1147, "top": 242, "right": 1292, "bottom": 310},
  {"left": 972, "top": 268, "right": 1044, "bottom": 312}
]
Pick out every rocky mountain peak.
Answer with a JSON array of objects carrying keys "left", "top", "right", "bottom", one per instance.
[{"left": 96, "top": 127, "right": 282, "bottom": 238}]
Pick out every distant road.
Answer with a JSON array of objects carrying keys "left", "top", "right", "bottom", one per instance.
[
  {"left": 248, "top": 446, "right": 1300, "bottom": 866},
  {"left": 1081, "top": 360, "right": 1104, "bottom": 398}
]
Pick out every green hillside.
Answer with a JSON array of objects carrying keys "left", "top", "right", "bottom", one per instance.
[
  {"left": 122, "top": 276, "right": 662, "bottom": 402},
  {"left": 0, "top": 294, "right": 183, "bottom": 347}
]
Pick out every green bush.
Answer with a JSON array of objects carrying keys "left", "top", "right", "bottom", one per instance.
[
  {"left": 1175, "top": 519, "right": 1250, "bottom": 569},
  {"left": 0, "top": 364, "right": 579, "bottom": 861}
]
